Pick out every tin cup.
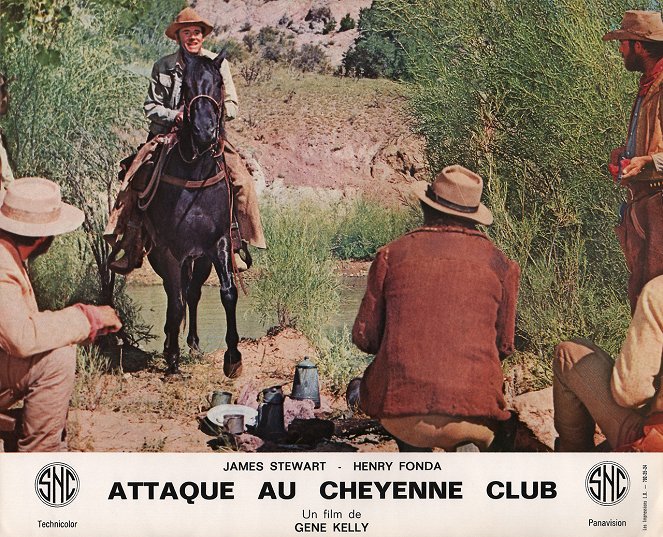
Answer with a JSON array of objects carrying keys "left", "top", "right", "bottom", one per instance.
[
  {"left": 209, "top": 390, "right": 232, "bottom": 408},
  {"left": 223, "top": 414, "right": 245, "bottom": 435}
]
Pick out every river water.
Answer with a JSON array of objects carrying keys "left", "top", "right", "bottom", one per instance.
[{"left": 128, "top": 276, "right": 368, "bottom": 352}]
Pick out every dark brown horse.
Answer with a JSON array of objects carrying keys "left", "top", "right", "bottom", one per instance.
[{"left": 145, "top": 51, "right": 242, "bottom": 378}]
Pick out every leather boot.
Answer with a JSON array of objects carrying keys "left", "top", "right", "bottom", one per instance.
[
  {"left": 109, "top": 222, "right": 145, "bottom": 275},
  {"left": 229, "top": 221, "right": 248, "bottom": 272},
  {"left": 488, "top": 410, "right": 518, "bottom": 452}
]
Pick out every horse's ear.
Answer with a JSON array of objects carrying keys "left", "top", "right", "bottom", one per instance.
[{"left": 212, "top": 49, "right": 227, "bottom": 70}]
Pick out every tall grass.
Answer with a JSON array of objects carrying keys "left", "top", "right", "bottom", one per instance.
[
  {"left": 0, "top": 3, "right": 175, "bottom": 345},
  {"left": 250, "top": 195, "right": 421, "bottom": 391},
  {"left": 315, "top": 327, "right": 373, "bottom": 396},
  {"left": 251, "top": 198, "right": 341, "bottom": 340},
  {"left": 333, "top": 198, "right": 420, "bottom": 260},
  {"left": 71, "top": 346, "right": 117, "bottom": 410}
]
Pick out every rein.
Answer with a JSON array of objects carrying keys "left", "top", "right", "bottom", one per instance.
[{"left": 179, "top": 83, "right": 226, "bottom": 163}]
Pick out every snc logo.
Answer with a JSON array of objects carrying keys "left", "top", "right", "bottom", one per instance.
[
  {"left": 35, "top": 463, "right": 80, "bottom": 507},
  {"left": 585, "top": 461, "right": 630, "bottom": 506}
]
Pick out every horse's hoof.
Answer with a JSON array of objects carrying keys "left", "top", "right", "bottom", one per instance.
[
  {"left": 163, "top": 364, "right": 182, "bottom": 378},
  {"left": 187, "top": 338, "right": 201, "bottom": 353},
  {"left": 223, "top": 358, "right": 243, "bottom": 379},
  {"left": 188, "top": 346, "right": 203, "bottom": 360}
]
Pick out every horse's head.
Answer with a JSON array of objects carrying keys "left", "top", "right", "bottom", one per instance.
[{"left": 180, "top": 51, "right": 225, "bottom": 157}]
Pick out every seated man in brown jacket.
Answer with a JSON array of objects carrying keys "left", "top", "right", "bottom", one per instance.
[
  {"left": 349, "top": 165, "right": 520, "bottom": 451},
  {"left": 0, "top": 178, "right": 122, "bottom": 451}
]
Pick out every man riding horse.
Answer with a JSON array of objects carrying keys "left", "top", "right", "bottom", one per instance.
[{"left": 106, "top": 7, "right": 266, "bottom": 275}]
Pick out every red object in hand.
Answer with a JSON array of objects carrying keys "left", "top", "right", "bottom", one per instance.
[
  {"left": 609, "top": 163, "right": 620, "bottom": 181},
  {"left": 609, "top": 158, "right": 631, "bottom": 183}
]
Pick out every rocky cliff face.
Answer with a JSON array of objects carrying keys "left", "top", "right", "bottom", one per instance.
[{"left": 195, "top": 0, "right": 373, "bottom": 65}]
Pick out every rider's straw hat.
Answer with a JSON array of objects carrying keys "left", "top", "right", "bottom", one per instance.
[
  {"left": 0, "top": 177, "right": 84, "bottom": 237},
  {"left": 603, "top": 10, "right": 663, "bottom": 42},
  {"left": 413, "top": 165, "right": 493, "bottom": 226},
  {"left": 165, "top": 8, "right": 214, "bottom": 41}
]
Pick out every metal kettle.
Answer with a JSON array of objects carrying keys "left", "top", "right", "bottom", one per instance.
[
  {"left": 255, "top": 385, "right": 286, "bottom": 441},
  {"left": 290, "top": 357, "right": 320, "bottom": 408}
]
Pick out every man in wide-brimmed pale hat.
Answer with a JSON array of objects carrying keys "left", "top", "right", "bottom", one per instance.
[
  {"left": 0, "top": 177, "right": 121, "bottom": 451},
  {"left": 106, "top": 6, "right": 265, "bottom": 274},
  {"left": 347, "top": 165, "right": 521, "bottom": 452},
  {"left": 604, "top": 10, "right": 663, "bottom": 310}
]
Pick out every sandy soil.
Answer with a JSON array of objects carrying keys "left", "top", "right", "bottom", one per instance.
[{"left": 67, "top": 328, "right": 398, "bottom": 452}]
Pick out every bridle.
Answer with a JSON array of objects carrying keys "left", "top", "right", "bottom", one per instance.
[{"left": 178, "top": 91, "right": 225, "bottom": 163}]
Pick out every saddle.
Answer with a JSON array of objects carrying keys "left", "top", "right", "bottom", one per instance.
[{"left": 108, "top": 133, "right": 245, "bottom": 275}]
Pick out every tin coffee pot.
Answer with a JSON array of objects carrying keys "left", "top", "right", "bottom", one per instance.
[
  {"left": 290, "top": 357, "right": 320, "bottom": 408},
  {"left": 255, "top": 386, "right": 286, "bottom": 441}
]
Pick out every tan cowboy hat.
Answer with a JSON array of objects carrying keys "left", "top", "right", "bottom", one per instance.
[
  {"left": 165, "top": 7, "right": 214, "bottom": 41},
  {"left": 603, "top": 10, "right": 663, "bottom": 42},
  {"left": 0, "top": 177, "right": 84, "bottom": 237},
  {"left": 414, "top": 165, "right": 493, "bottom": 225}
]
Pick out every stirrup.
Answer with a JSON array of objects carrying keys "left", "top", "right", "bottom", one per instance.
[
  {"left": 230, "top": 221, "right": 242, "bottom": 251},
  {"left": 233, "top": 252, "right": 248, "bottom": 272}
]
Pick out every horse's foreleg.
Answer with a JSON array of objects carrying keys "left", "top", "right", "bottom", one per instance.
[
  {"left": 213, "top": 240, "right": 242, "bottom": 378},
  {"left": 163, "top": 287, "right": 186, "bottom": 375},
  {"left": 186, "top": 258, "right": 212, "bottom": 354},
  {"left": 150, "top": 250, "right": 186, "bottom": 376}
]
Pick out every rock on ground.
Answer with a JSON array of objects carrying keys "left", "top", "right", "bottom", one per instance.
[{"left": 512, "top": 387, "right": 555, "bottom": 451}]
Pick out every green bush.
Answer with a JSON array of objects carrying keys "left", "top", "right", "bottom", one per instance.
[
  {"left": 211, "top": 37, "right": 247, "bottom": 62},
  {"left": 242, "top": 32, "right": 257, "bottom": 52},
  {"left": 316, "top": 327, "right": 372, "bottom": 396},
  {"left": 369, "top": 0, "right": 646, "bottom": 359},
  {"left": 256, "top": 27, "right": 296, "bottom": 62},
  {"left": 305, "top": 7, "right": 333, "bottom": 23},
  {"left": 342, "top": 6, "right": 412, "bottom": 79},
  {"left": 339, "top": 13, "right": 356, "bottom": 32},
  {"left": 257, "top": 25, "right": 281, "bottom": 46},
  {"left": 30, "top": 232, "right": 89, "bottom": 311},
  {"left": 291, "top": 44, "right": 331, "bottom": 73},
  {"left": 322, "top": 18, "right": 337, "bottom": 35},
  {"left": 333, "top": 198, "right": 420, "bottom": 260},
  {"left": 97, "top": 0, "right": 187, "bottom": 62}
]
